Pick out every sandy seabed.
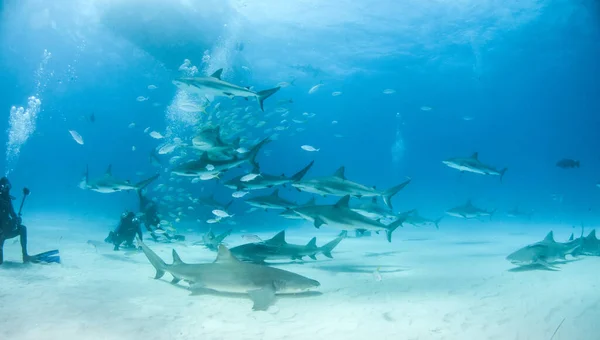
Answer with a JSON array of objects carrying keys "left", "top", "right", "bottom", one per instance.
[{"left": 1, "top": 213, "right": 599, "bottom": 340}]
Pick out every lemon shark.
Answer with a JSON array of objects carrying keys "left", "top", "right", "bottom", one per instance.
[
  {"left": 224, "top": 161, "right": 314, "bottom": 191},
  {"left": 138, "top": 238, "right": 320, "bottom": 311},
  {"left": 291, "top": 195, "right": 408, "bottom": 242},
  {"left": 445, "top": 200, "right": 496, "bottom": 220},
  {"left": 442, "top": 152, "right": 507, "bottom": 182},
  {"left": 173, "top": 69, "right": 280, "bottom": 111},
  {"left": 79, "top": 165, "right": 159, "bottom": 194},
  {"left": 506, "top": 231, "right": 581, "bottom": 269},
  {"left": 230, "top": 230, "right": 346, "bottom": 263},
  {"left": 171, "top": 138, "right": 269, "bottom": 177},
  {"left": 291, "top": 166, "right": 411, "bottom": 209}
]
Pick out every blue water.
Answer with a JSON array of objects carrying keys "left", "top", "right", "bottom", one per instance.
[
  {"left": 1, "top": 1, "right": 600, "bottom": 338},
  {"left": 3, "top": 1, "right": 599, "bottom": 226}
]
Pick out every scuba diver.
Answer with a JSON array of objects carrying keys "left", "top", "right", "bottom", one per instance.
[
  {"left": 105, "top": 211, "right": 143, "bottom": 251},
  {"left": 0, "top": 177, "right": 59, "bottom": 264},
  {"left": 137, "top": 189, "right": 185, "bottom": 243}
]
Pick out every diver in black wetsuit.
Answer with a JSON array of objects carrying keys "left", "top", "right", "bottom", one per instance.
[
  {"left": 0, "top": 177, "right": 29, "bottom": 264},
  {"left": 137, "top": 189, "right": 185, "bottom": 242},
  {"left": 105, "top": 211, "right": 143, "bottom": 251}
]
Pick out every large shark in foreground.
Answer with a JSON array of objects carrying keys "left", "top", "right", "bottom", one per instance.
[
  {"left": 138, "top": 239, "right": 320, "bottom": 311},
  {"left": 230, "top": 230, "right": 346, "bottom": 263},
  {"left": 291, "top": 195, "right": 408, "bottom": 242},
  {"left": 442, "top": 152, "right": 507, "bottom": 182},
  {"left": 292, "top": 166, "right": 411, "bottom": 209},
  {"left": 506, "top": 231, "right": 581, "bottom": 270},
  {"left": 79, "top": 165, "right": 159, "bottom": 193},
  {"left": 173, "top": 69, "right": 280, "bottom": 111},
  {"left": 445, "top": 200, "right": 495, "bottom": 220}
]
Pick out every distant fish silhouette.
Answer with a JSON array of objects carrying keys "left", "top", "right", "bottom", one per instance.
[{"left": 556, "top": 159, "right": 579, "bottom": 169}]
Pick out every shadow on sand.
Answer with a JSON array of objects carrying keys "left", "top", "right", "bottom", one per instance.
[{"left": 314, "top": 264, "right": 408, "bottom": 274}]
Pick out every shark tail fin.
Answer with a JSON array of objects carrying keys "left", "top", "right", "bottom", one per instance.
[
  {"left": 257, "top": 87, "right": 281, "bottom": 111},
  {"left": 224, "top": 200, "right": 234, "bottom": 210},
  {"left": 385, "top": 216, "right": 406, "bottom": 243},
  {"left": 137, "top": 237, "right": 167, "bottom": 279},
  {"left": 291, "top": 160, "right": 315, "bottom": 182},
  {"left": 135, "top": 174, "right": 160, "bottom": 190},
  {"left": 382, "top": 178, "right": 411, "bottom": 210},
  {"left": 500, "top": 168, "right": 508, "bottom": 183},
  {"left": 320, "top": 231, "right": 346, "bottom": 258},
  {"left": 246, "top": 137, "right": 270, "bottom": 168},
  {"left": 434, "top": 217, "right": 443, "bottom": 230}
]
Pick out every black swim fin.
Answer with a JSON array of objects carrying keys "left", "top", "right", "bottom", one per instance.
[{"left": 28, "top": 249, "right": 60, "bottom": 264}]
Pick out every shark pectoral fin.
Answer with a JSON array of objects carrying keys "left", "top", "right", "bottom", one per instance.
[
  {"left": 171, "top": 277, "right": 182, "bottom": 284},
  {"left": 314, "top": 217, "right": 326, "bottom": 229},
  {"left": 309, "top": 254, "right": 317, "bottom": 260},
  {"left": 248, "top": 286, "right": 276, "bottom": 311}
]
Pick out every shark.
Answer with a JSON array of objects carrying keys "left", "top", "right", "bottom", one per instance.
[
  {"left": 190, "top": 126, "right": 240, "bottom": 158},
  {"left": 445, "top": 200, "right": 496, "bottom": 220},
  {"left": 79, "top": 165, "right": 159, "bottom": 194},
  {"left": 442, "top": 152, "right": 507, "bottom": 182},
  {"left": 171, "top": 138, "right": 269, "bottom": 177},
  {"left": 569, "top": 229, "right": 600, "bottom": 256},
  {"left": 138, "top": 238, "right": 320, "bottom": 311},
  {"left": 506, "top": 206, "right": 533, "bottom": 219},
  {"left": 172, "top": 69, "right": 281, "bottom": 111},
  {"left": 349, "top": 197, "right": 399, "bottom": 221},
  {"left": 197, "top": 194, "right": 233, "bottom": 211},
  {"left": 404, "top": 210, "right": 442, "bottom": 229},
  {"left": 506, "top": 231, "right": 581, "bottom": 269},
  {"left": 292, "top": 195, "right": 408, "bottom": 242},
  {"left": 224, "top": 161, "right": 314, "bottom": 191},
  {"left": 244, "top": 189, "right": 298, "bottom": 210},
  {"left": 197, "top": 228, "right": 232, "bottom": 251},
  {"left": 292, "top": 166, "right": 411, "bottom": 209},
  {"left": 230, "top": 230, "right": 346, "bottom": 263},
  {"left": 279, "top": 197, "right": 317, "bottom": 220}
]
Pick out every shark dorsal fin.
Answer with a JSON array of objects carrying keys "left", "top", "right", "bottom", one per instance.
[
  {"left": 210, "top": 68, "right": 223, "bottom": 80},
  {"left": 543, "top": 231, "right": 555, "bottom": 242},
  {"left": 568, "top": 233, "right": 574, "bottom": 241},
  {"left": 335, "top": 195, "right": 351, "bottom": 208},
  {"left": 215, "top": 245, "right": 240, "bottom": 263},
  {"left": 172, "top": 249, "right": 184, "bottom": 265},
  {"left": 266, "top": 231, "right": 286, "bottom": 245},
  {"left": 471, "top": 152, "right": 479, "bottom": 160},
  {"left": 105, "top": 164, "right": 113, "bottom": 176},
  {"left": 333, "top": 166, "right": 346, "bottom": 179},
  {"left": 306, "top": 237, "right": 317, "bottom": 249},
  {"left": 587, "top": 230, "right": 597, "bottom": 240},
  {"left": 271, "top": 189, "right": 279, "bottom": 197}
]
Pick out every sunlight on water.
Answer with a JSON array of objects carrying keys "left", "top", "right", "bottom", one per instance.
[{"left": 4, "top": 49, "right": 51, "bottom": 175}]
